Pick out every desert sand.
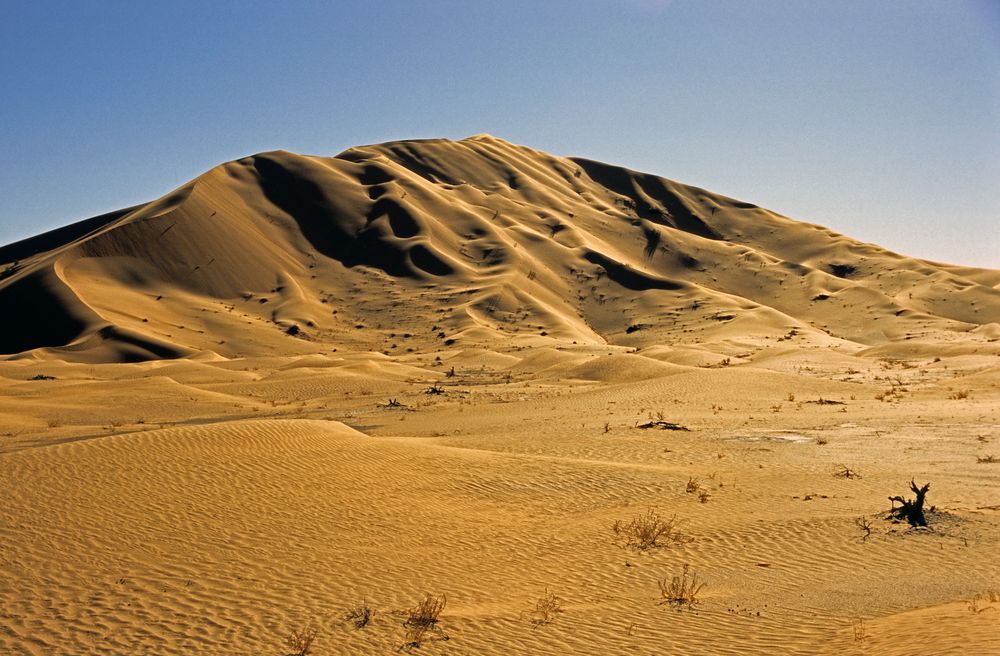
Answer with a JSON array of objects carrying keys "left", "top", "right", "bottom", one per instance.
[{"left": 1, "top": 135, "right": 998, "bottom": 655}]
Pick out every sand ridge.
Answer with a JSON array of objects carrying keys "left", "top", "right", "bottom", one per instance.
[
  {"left": 1, "top": 135, "right": 997, "bottom": 364},
  {"left": 1, "top": 136, "right": 998, "bottom": 654}
]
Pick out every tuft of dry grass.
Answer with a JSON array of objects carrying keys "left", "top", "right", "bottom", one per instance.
[
  {"left": 855, "top": 516, "right": 873, "bottom": 542},
  {"left": 833, "top": 464, "right": 862, "bottom": 479},
  {"left": 968, "top": 590, "right": 999, "bottom": 614},
  {"left": 284, "top": 626, "right": 318, "bottom": 656},
  {"left": 948, "top": 389, "right": 970, "bottom": 400},
  {"left": 657, "top": 565, "right": 705, "bottom": 609},
  {"left": 344, "top": 600, "right": 373, "bottom": 629},
  {"left": 852, "top": 617, "right": 869, "bottom": 643},
  {"left": 400, "top": 593, "right": 448, "bottom": 649},
  {"left": 525, "top": 589, "right": 564, "bottom": 626},
  {"left": 612, "top": 508, "right": 691, "bottom": 550},
  {"left": 976, "top": 454, "right": 998, "bottom": 464}
]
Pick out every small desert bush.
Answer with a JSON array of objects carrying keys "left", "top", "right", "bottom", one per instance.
[
  {"left": 852, "top": 617, "right": 869, "bottom": 643},
  {"left": 948, "top": 389, "right": 970, "bottom": 400},
  {"left": 284, "top": 626, "right": 318, "bottom": 656},
  {"left": 344, "top": 601, "right": 373, "bottom": 629},
  {"left": 401, "top": 593, "right": 447, "bottom": 649},
  {"left": 657, "top": 565, "right": 705, "bottom": 609},
  {"left": 968, "top": 590, "right": 999, "bottom": 614},
  {"left": 833, "top": 464, "right": 862, "bottom": 479},
  {"left": 525, "top": 589, "right": 564, "bottom": 626},
  {"left": 976, "top": 454, "right": 997, "bottom": 464},
  {"left": 855, "top": 516, "right": 873, "bottom": 542},
  {"left": 612, "top": 508, "right": 691, "bottom": 550}
]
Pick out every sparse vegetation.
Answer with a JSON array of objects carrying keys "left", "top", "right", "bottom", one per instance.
[
  {"left": 284, "top": 626, "right": 318, "bottom": 656},
  {"left": 345, "top": 601, "right": 373, "bottom": 629},
  {"left": 401, "top": 594, "right": 448, "bottom": 649},
  {"left": 948, "top": 389, "right": 970, "bottom": 400},
  {"left": 657, "top": 565, "right": 705, "bottom": 609},
  {"left": 855, "top": 516, "right": 873, "bottom": 542},
  {"left": 805, "top": 397, "right": 844, "bottom": 405},
  {"left": 851, "top": 617, "right": 869, "bottom": 643},
  {"left": 888, "top": 480, "right": 931, "bottom": 527},
  {"left": 525, "top": 589, "right": 564, "bottom": 626},
  {"left": 833, "top": 464, "right": 862, "bottom": 479},
  {"left": 637, "top": 411, "right": 688, "bottom": 431},
  {"left": 977, "top": 454, "right": 998, "bottom": 464},
  {"left": 968, "top": 590, "right": 999, "bottom": 614},
  {"left": 612, "top": 508, "right": 691, "bottom": 550}
]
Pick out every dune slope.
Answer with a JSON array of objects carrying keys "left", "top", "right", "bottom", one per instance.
[{"left": 2, "top": 135, "right": 997, "bottom": 362}]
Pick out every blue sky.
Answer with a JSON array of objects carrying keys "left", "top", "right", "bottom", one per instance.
[{"left": 1, "top": 0, "right": 997, "bottom": 266}]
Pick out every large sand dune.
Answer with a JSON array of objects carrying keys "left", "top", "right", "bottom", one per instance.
[
  {"left": 1, "top": 136, "right": 998, "bottom": 654},
  {"left": 2, "top": 134, "right": 997, "bottom": 363}
]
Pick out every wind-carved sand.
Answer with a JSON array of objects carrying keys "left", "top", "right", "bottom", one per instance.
[{"left": 1, "top": 135, "right": 998, "bottom": 654}]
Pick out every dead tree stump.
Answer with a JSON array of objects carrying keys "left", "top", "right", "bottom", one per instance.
[{"left": 888, "top": 480, "right": 930, "bottom": 527}]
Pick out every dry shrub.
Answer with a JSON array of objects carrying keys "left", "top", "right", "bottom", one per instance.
[
  {"left": 968, "top": 590, "right": 999, "bottom": 614},
  {"left": 833, "top": 464, "right": 862, "bottom": 479},
  {"left": 657, "top": 565, "right": 705, "bottom": 608},
  {"left": 401, "top": 593, "right": 448, "bottom": 649},
  {"left": 525, "top": 589, "right": 564, "bottom": 626},
  {"left": 852, "top": 617, "right": 869, "bottom": 643},
  {"left": 612, "top": 508, "right": 691, "bottom": 550},
  {"left": 855, "top": 515, "right": 874, "bottom": 542},
  {"left": 284, "top": 627, "right": 318, "bottom": 656},
  {"left": 344, "top": 601, "right": 373, "bottom": 629}
]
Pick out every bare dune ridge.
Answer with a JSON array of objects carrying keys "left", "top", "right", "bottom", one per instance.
[
  {"left": 1, "top": 136, "right": 998, "bottom": 655},
  {"left": 1, "top": 134, "right": 997, "bottom": 363}
]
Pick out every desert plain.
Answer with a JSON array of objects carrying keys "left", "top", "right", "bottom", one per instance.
[{"left": 1, "top": 135, "right": 998, "bottom": 655}]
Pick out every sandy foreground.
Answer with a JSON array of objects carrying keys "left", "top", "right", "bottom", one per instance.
[
  {"left": 1, "top": 346, "right": 998, "bottom": 655},
  {"left": 1, "top": 136, "right": 998, "bottom": 654}
]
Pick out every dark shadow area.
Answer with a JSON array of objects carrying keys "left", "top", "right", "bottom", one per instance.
[
  {"left": 410, "top": 244, "right": 454, "bottom": 276},
  {"left": 643, "top": 227, "right": 661, "bottom": 259},
  {"left": 0, "top": 271, "right": 88, "bottom": 354},
  {"left": 368, "top": 198, "right": 421, "bottom": 239},
  {"left": 0, "top": 205, "right": 142, "bottom": 263},
  {"left": 572, "top": 158, "right": 722, "bottom": 241},
  {"left": 829, "top": 263, "right": 858, "bottom": 278},
  {"left": 584, "top": 251, "right": 682, "bottom": 291},
  {"left": 252, "top": 155, "right": 415, "bottom": 278}
]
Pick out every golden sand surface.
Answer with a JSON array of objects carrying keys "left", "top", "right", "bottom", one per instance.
[{"left": 1, "top": 136, "right": 997, "bottom": 654}]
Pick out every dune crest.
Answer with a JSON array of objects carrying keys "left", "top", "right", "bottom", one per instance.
[{"left": 2, "top": 135, "right": 997, "bottom": 363}]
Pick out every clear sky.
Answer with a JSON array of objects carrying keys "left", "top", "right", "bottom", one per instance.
[{"left": 1, "top": 0, "right": 997, "bottom": 267}]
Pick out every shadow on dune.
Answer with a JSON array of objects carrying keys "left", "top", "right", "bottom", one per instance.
[{"left": 574, "top": 158, "right": 723, "bottom": 241}]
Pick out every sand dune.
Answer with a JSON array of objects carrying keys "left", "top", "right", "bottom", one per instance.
[
  {"left": 1, "top": 136, "right": 998, "bottom": 654},
  {"left": 2, "top": 135, "right": 996, "bottom": 363}
]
